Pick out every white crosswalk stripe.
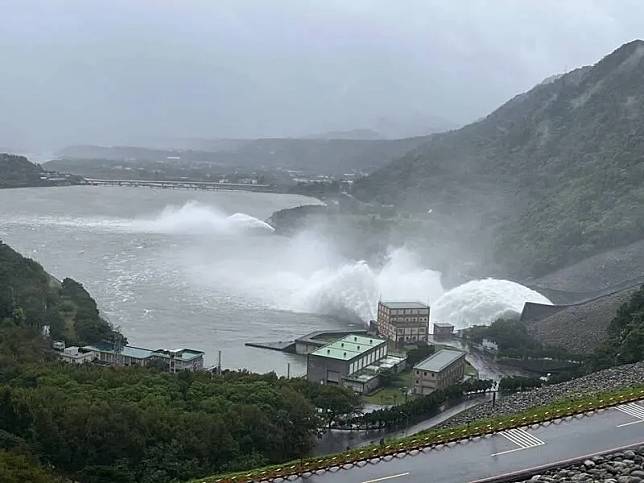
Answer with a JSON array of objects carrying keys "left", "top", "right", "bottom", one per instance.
[
  {"left": 491, "top": 428, "right": 545, "bottom": 456},
  {"left": 617, "top": 403, "right": 644, "bottom": 427},
  {"left": 502, "top": 428, "right": 545, "bottom": 448}
]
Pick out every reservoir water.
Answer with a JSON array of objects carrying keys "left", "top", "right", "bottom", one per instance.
[
  {"left": 0, "top": 186, "right": 353, "bottom": 375},
  {"left": 0, "top": 186, "right": 551, "bottom": 376}
]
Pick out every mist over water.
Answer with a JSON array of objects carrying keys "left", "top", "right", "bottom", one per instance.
[
  {"left": 132, "top": 201, "right": 276, "bottom": 235},
  {"left": 0, "top": 187, "right": 551, "bottom": 372},
  {"left": 140, "top": 202, "right": 550, "bottom": 326}
]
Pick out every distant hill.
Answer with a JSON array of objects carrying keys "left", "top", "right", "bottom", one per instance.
[
  {"left": 354, "top": 40, "right": 644, "bottom": 278},
  {"left": 303, "top": 128, "right": 384, "bottom": 140},
  {"left": 53, "top": 136, "right": 429, "bottom": 176},
  {"left": 0, "top": 153, "right": 80, "bottom": 188}
]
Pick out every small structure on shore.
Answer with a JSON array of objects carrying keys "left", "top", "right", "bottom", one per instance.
[
  {"left": 412, "top": 349, "right": 466, "bottom": 395},
  {"left": 433, "top": 322, "right": 454, "bottom": 339}
]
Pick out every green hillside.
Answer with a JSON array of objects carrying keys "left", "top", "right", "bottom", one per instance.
[
  {"left": 354, "top": 40, "right": 644, "bottom": 277},
  {"left": 0, "top": 241, "right": 121, "bottom": 347},
  {"left": 0, "top": 153, "right": 80, "bottom": 188}
]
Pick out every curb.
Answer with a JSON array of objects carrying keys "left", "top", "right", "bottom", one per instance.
[
  {"left": 470, "top": 440, "right": 644, "bottom": 482},
  {"left": 213, "top": 389, "right": 644, "bottom": 482}
]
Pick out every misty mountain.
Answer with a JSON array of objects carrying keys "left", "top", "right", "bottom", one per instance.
[
  {"left": 52, "top": 136, "right": 429, "bottom": 176},
  {"left": 303, "top": 129, "right": 385, "bottom": 140},
  {"left": 354, "top": 40, "right": 644, "bottom": 278}
]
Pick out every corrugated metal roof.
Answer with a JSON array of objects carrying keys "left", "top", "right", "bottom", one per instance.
[
  {"left": 414, "top": 349, "right": 465, "bottom": 372},
  {"left": 310, "top": 334, "right": 386, "bottom": 361},
  {"left": 380, "top": 301, "right": 429, "bottom": 309}
]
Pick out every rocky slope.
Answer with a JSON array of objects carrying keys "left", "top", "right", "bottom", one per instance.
[
  {"left": 531, "top": 239, "right": 644, "bottom": 296},
  {"left": 439, "top": 361, "right": 644, "bottom": 429},
  {"left": 354, "top": 40, "right": 644, "bottom": 279},
  {"left": 517, "top": 446, "right": 644, "bottom": 482},
  {"left": 525, "top": 286, "right": 640, "bottom": 353}
]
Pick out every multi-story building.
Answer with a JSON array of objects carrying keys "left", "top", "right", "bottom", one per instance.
[
  {"left": 412, "top": 349, "right": 466, "bottom": 395},
  {"left": 306, "top": 334, "right": 405, "bottom": 394},
  {"left": 376, "top": 301, "right": 430, "bottom": 346}
]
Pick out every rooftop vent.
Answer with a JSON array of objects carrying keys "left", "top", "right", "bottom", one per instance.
[
  {"left": 369, "top": 339, "right": 373, "bottom": 344},
  {"left": 354, "top": 336, "right": 357, "bottom": 341},
  {"left": 327, "top": 349, "right": 330, "bottom": 354},
  {"left": 357, "top": 346, "right": 360, "bottom": 350},
  {"left": 341, "top": 342, "right": 344, "bottom": 347},
  {"left": 343, "top": 352, "right": 347, "bottom": 357}
]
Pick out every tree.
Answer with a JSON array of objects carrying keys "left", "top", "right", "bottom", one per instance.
[
  {"left": 0, "top": 450, "right": 62, "bottom": 483},
  {"left": 312, "top": 385, "right": 361, "bottom": 429},
  {"left": 406, "top": 345, "right": 435, "bottom": 366}
]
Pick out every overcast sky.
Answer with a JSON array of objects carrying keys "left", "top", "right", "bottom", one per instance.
[{"left": 1, "top": 0, "right": 643, "bottom": 150}]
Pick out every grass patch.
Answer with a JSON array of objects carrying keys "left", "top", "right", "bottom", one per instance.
[
  {"left": 193, "top": 384, "right": 644, "bottom": 483},
  {"left": 363, "top": 369, "right": 412, "bottom": 405}
]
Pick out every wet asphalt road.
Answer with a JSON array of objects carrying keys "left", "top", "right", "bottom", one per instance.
[{"left": 293, "top": 401, "right": 644, "bottom": 483}]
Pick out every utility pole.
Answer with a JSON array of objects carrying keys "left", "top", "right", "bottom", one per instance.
[
  {"left": 287, "top": 362, "right": 290, "bottom": 379},
  {"left": 217, "top": 350, "right": 222, "bottom": 375}
]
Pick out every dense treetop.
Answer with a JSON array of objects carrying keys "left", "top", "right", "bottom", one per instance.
[{"left": 0, "top": 241, "right": 122, "bottom": 347}]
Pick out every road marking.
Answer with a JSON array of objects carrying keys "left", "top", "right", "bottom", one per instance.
[
  {"left": 491, "top": 428, "right": 545, "bottom": 456},
  {"left": 362, "top": 472, "right": 410, "bottom": 483},
  {"left": 472, "top": 440, "right": 644, "bottom": 483},
  {"left": 617, "top": 402, "right": 644, "bottom": 427}
]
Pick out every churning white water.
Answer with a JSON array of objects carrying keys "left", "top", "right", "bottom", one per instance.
[
  {"left": 132, "top": 201, "right": 276, "bottom": 234},
  {"left": 0, "top": 187, "right": 552, "bottom": 372},
  {"left": 432, "top": 279, "right": 552, "bottom": 329},
  {"left": 24, "top": 200, "right": 550, "bottom": 326}
]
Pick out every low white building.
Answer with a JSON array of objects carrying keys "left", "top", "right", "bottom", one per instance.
[
  {"left": 58, "top": 346, "right": 95, "bottom": 364},
  {"left": 481, "top": 338, "right": 499, "bottom": 353}
]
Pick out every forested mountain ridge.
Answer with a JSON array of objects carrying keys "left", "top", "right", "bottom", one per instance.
[{"left": 354, "top": 40, "right": 644, "bottom": 277}]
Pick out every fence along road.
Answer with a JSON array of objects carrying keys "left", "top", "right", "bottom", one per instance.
[{"left": 286, "top": 401, "right": 644, "bottom": 483}]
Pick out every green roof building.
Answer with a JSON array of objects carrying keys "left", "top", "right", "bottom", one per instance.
[{"left": 307, "top": 334, "right": 405, "bottom": 394}]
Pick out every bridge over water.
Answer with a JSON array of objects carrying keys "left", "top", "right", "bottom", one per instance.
[{"left": 83, "top": 178, "right": 274, "bottom": 192}]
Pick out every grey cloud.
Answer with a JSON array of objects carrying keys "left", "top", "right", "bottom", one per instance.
[{"left": 0, "top": 0, "right": 642, "bottom": 151}]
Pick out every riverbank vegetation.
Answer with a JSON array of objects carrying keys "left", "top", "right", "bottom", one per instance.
[
  {"left": 0, "top": 242, "right": 366, "bottom": 482},
  {"left": 0, "top": 241, "right": 123, "bottom": 347},
  {"left": 0, "top": 323, "right": 366, "bottom": 483}
]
